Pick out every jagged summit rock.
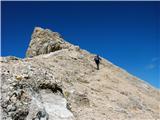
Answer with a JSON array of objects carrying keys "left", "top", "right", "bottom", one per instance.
[
  {"left": 26, "top": 27, "right": 72, "bottom": 58},
  {"left": 1, "top": 27, "right": 160, "bottom": 120}
]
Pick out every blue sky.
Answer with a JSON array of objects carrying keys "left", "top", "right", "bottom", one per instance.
[{"left": 1, "top": 2, "right": 160, "bottom": 88}]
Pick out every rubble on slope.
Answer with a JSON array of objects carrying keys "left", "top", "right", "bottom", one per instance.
[{"left": 1, "top": 27, "right": 159, "bottom": 120}]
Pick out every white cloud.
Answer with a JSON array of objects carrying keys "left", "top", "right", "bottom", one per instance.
[
  {"left": 146, "top": 57, "right": 159, "bottom": 70},
  {"left": 151, "top": 57, "right": 159, "bottom": 62},
  {"left": 146, "top": 64, "right": 156, "bottom": 69}
]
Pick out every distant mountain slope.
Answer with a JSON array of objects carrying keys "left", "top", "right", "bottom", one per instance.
[{"left": 1, "top": 27, "right": 159, "bottom": 120}]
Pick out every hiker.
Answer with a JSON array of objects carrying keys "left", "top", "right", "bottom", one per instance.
[{"left": 94, "top": 55, "right": 101, "bottom": 70}]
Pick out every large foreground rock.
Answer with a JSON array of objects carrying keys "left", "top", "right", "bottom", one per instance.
[{"left": 1, "top": 27, "right": 160, "bottom": 120}]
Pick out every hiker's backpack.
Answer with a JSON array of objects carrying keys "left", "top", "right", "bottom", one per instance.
[{"left": 94, "top": 56, "right": 99, "bottom": 61}]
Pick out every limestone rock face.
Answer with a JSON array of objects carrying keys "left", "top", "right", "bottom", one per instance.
[
  {"left": 1, "top": 27, "right": 160, "bottom": 120},
  {"left": 26, "top": 27, "right": 72, "bottom": 57}
]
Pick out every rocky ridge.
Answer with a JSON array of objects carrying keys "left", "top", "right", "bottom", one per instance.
[{"left": 1, "top": 27, "right": 160, "bottom": 120}]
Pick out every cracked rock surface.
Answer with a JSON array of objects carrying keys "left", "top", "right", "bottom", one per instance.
[{"left": 1, "top": 27, "right": 159, "bottom": 120}]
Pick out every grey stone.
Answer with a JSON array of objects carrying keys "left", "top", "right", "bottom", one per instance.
[{"left": 7, "top": 104, "right": 17, "bottom": 112}]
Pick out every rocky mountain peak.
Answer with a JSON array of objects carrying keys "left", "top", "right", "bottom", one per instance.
[
  {"left": 26, "top": 27, "right": 72, "bottom": 58},
  {"left": 1, "top": 27, "right": 159, "bottom": 120}
]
